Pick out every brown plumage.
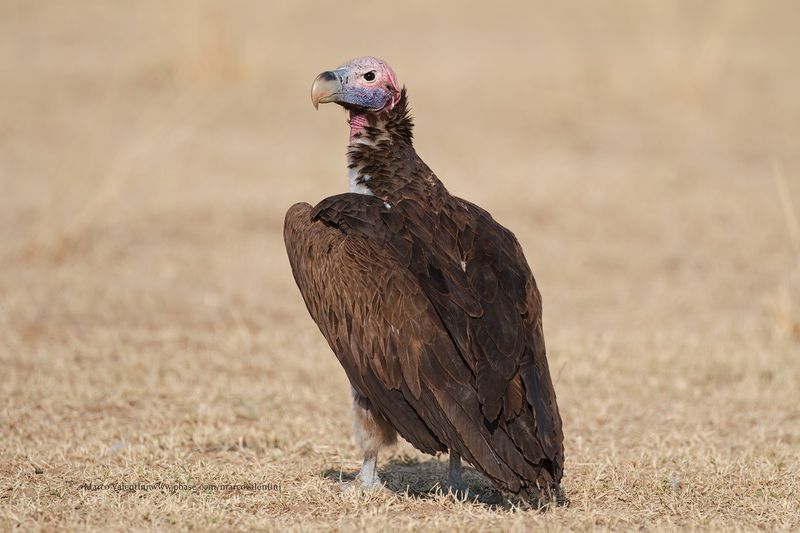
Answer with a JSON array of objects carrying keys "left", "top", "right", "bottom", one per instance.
[{"left": 285, "top": 57, "right": 563, "bottom": 504}]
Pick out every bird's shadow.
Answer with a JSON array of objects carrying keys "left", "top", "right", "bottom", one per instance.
[{"left": 321, "top": 455, "right": 506, "bottom": 507}]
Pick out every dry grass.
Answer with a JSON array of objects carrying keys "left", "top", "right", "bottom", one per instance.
[{"left": 2, "top": 1, "right": 800, "bottom": 531}]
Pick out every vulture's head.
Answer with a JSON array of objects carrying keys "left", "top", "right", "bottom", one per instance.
[{"left": 311, "top": 56, "right": 401, "bottom": 114}]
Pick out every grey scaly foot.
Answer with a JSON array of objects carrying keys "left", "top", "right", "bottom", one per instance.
[
  {"left": 442, "top": 452, "right": 470, "bottom": 499},
  {"left": 339, "top": 454, "right": 387, "bottom": 492}
]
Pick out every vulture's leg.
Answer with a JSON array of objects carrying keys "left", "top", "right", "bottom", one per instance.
[
  {"left": 445, "top": 451, "right": 469, "bottom": 496},
  {"left": 343, "top": 388, "right": 396, "bottom": 491}
]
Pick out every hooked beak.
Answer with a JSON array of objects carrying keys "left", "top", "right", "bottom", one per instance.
[{"left": 311, "top": 70, "right": 342, "bottom": 110}]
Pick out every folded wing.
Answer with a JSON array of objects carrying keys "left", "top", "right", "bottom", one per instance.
[{"left": 284, "top": 193, "right": 563, "bottom": 493}]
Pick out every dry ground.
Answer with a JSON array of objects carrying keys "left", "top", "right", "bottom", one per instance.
[{"left": 2, "top": 1, "right": 800, "bottom": 531}]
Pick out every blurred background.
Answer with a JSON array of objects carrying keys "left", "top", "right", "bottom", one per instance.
[
  {"left": 2, "top": 1, "right": 800, "bottom": 528},
  {"left": 2, "top": 0, "right": 799, "bottom": 336}
]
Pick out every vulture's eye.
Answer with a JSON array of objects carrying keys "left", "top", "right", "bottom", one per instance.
[{"left": 363, "top": 71, "right": 377, "bottom": 82}]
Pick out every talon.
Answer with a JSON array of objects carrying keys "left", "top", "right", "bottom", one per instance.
[
  {"left": 441, "top": 482, "right": 470, "bottom": 500},
  {"left": 340, "top": 476, "right": 387, "bottom": 493}
]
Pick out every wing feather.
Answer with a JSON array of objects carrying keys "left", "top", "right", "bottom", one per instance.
[{"left": 284, "top": 192, "right": 563, "bottom": 493}]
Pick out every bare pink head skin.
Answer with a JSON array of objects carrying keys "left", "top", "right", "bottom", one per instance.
[{"left": 311, "top": 56, "right": 402, "bottom": 142}]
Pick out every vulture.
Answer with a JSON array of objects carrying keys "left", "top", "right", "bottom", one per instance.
[{"left": 284, "top": 56, "right": 564, "bottom": 505}]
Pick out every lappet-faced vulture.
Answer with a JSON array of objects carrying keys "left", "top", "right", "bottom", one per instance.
[{"left": 284, "top": 56, "right": 564, "bottom": 505}]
